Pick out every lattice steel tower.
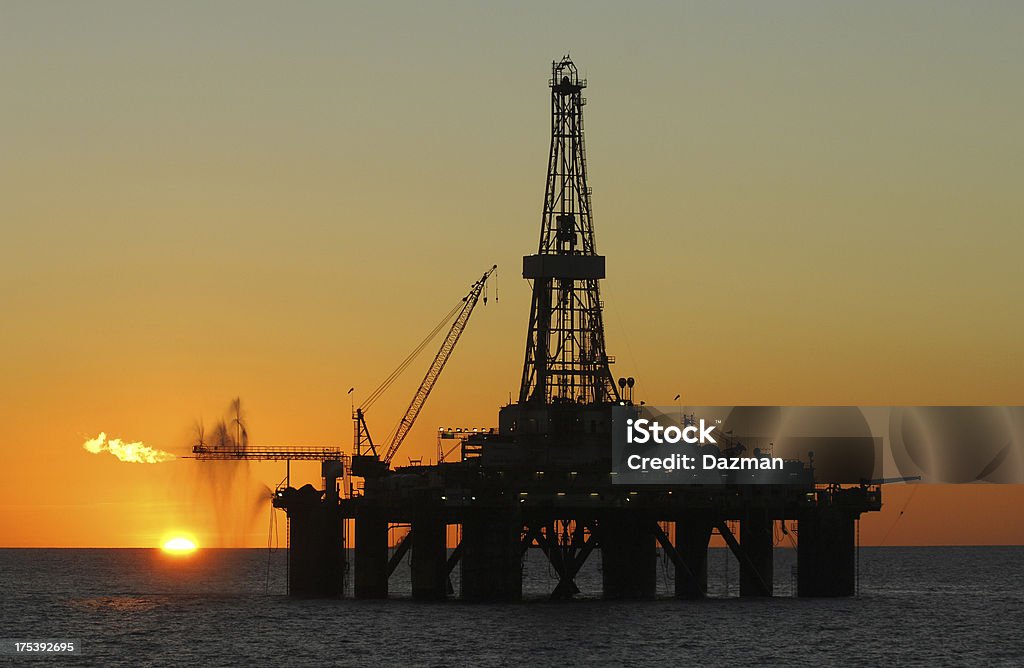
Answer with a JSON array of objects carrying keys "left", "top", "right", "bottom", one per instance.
[{"left": 519, "top": 56, "right": 619, "bottom": 406}]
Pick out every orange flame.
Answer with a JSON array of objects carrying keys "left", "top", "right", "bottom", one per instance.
[{"left": 83, "top": 432, "right": 175, "bottom": 463}]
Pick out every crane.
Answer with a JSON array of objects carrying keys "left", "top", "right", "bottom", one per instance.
[
  {"left": 352, "top": 265, "right": 497, "bottom": 476},
  {"left": 189, "top": 267, "right": 496, "bottom": 484}
]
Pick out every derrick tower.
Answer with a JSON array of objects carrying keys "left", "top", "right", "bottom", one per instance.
[{"left": 519, "top": 56, "right": 618, "bottom": 407}]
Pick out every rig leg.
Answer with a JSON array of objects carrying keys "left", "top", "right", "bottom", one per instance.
[
  {"left": 739, "top": 509, "right": 774, "bottom": 597},
  {"left": 283, "top": 487, "right": 344, "bottom": 598},
  {"left": 675, "top": 512, "right": 712, "bottom": 598},
  {"left": 461, "top": 507, "right": 522, "bottom": 602},
  {"left": 600, "top": 510, "right": 656, "bottom": 600},
  {"left": 354, "top": 509, "right": 388, "bottom": 599},
  {"left": 798, "top": 508, "right": 856, "bottom": 597},
  {"left": 411, "top": 511, "right": 448, "bottom": 600}
]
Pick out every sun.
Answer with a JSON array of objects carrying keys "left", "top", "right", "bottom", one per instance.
[{"left": 161, "top": 536, "right": 198, "bottom": 555}]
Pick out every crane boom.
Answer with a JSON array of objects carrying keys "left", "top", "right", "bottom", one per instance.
[
  {"left": 190, "top": 444, "right": 347, "bottom": 461},
  {"left": 382, "top": 265, "right": 496, "bottom": 465},
  {"left": 861, "top": 476, "right": 922, "bottom": 485}
]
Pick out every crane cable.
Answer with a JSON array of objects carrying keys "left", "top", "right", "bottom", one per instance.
[{"left": 360, "top": 298, "right": 466, "bottom": 412}]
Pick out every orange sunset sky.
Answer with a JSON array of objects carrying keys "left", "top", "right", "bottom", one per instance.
[{"left": 2, "top": 2, "right": 1023, "bottom": 547}]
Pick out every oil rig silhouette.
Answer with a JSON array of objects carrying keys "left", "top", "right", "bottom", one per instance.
[{"left": 194, "top": 56, "right": 884, "bottom": 600}]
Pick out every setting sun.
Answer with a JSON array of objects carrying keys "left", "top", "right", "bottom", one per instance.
[{"left": 161, "top": 537, "right": 197, "bottom": 555}]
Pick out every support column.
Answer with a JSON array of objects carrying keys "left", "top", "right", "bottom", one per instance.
[
  {"left": 411, "top": 511, "right": 448, "bottom": 600},
  {"left": 798, "top": 508, "right": 856, "bottom": 597},
  {"left": 600, "top": 511, "right": 656, "bottom": 600},
  {"left": 739, "top": 509, "right": 773, "bottom": 597},
  {"left": 354, "top": 509, "right": 388, "bottom": 599},
  {"left": 675, "top": 512, "right": 712, "bottom": 598},
  {"left": 281, "top": 485, "right": 344, "bottom": 598},
  {"left": 461, "top": 507, "right": 522, "bottom": 602}
]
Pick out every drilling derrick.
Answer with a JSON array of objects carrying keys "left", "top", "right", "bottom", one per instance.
[{"left": 520, "top": 56, "right": 618, "bottom": 408}]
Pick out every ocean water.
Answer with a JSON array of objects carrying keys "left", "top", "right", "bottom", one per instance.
[{"left": 1, "top": 546, "right": 1021, "bottom": 666}]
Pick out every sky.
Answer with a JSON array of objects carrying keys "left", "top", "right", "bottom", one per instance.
[{"left": 1, "top": 1, "right": 1022, "bottom": 547}]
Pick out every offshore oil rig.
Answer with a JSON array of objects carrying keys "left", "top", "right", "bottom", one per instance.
[{"left": 194, "top": 56, "right": 885, "bottom": 600}]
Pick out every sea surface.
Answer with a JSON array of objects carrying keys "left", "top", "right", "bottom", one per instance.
[{"left": 1, "top": 546, "right": 1021, "bottom": 666}]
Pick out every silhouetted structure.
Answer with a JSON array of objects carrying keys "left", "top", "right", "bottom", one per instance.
[
  {"left": 519, "top": 57, "right": 617, "bottom": 406},
  {"left": 201, "top": 56, "right": 885, "bottom": 601}
]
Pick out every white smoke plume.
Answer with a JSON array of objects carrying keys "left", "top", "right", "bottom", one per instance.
[{"left": 83, "top": 432, "right": 176, "bottom": 464}]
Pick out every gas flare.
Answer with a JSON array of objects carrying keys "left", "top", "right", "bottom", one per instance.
[{"left": 83, "top": 432, "right": 175, "bottom": 463}]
